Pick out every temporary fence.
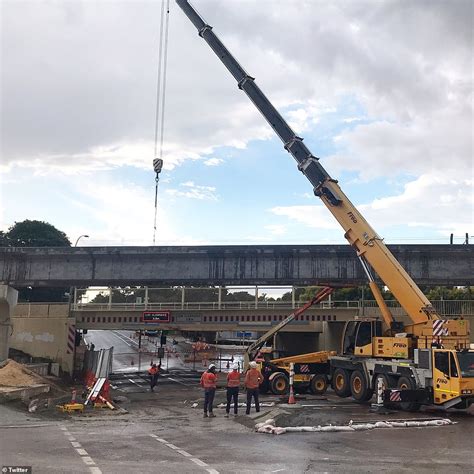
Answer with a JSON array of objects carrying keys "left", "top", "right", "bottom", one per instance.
[{"left": 82, "top": 347, "right": 114, "bottom": 406}]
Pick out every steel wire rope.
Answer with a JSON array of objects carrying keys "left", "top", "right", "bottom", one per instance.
[{"left": 152, "top": 0, "right": 171, "bottom": 245}]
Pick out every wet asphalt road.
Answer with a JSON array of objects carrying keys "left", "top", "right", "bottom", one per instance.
[{"left": 1, "top": 378, "right": 473, "bottom": 473}]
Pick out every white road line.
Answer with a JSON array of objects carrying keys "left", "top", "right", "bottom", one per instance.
[
  {"left": 128, "top": 378, "right": 144, "bottom": 387},
  {"left": 165, "top": 443, "right": 180, "bottom": 450},
  {"left": 166, "top": 377, "right": 190, "bottom": 386},
  {"left": 60, "top": 426, "right": 101, "bottom": 472},
  {"left": 177, "top": 450, "right": 192, "bottom": 457},
  {"left": 149, "top": 435, "right": 219, "bottom": 473}
]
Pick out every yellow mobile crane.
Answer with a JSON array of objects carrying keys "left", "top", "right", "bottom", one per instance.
[{"left": 176, "top": 0, "right": 473, "bottom": 411}]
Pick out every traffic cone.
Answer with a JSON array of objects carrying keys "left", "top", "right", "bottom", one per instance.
[{"left": 288, "top": 385, "right": 296, "bottom": 404}]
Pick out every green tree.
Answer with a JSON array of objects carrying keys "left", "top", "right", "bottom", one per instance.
[
  {"left": 2, "top": 220, "right": 71, "bottom": 302},
  {"left": 6, "top": 220, "right": 71, "bottom": 247}
]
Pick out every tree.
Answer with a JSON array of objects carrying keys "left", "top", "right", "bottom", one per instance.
[
  {"left": 6, "top": 220, "right": 71, "bottom": 247},
  {"left": 1, "top": 220, "right": 71, "bottom": 302}
]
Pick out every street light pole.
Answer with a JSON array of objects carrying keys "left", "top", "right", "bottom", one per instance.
[{"left": 74, "top": 234, "right": 89, "bottom": 247}]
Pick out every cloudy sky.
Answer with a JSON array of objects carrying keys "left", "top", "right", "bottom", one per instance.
[{"left": 1, "top": 0, "right": 472, "bottom": 247}]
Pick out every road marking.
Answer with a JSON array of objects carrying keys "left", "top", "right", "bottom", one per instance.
[
  {"left": 128, "top": 378, "right": 144, "bottom": 387},
  {"left": 60, "top": 425, "right": 102, "bottom": 473},
  {"left": 166, "top": 376, "right": 191, "bottom": 386},
  {"left": 150, "top": 434, "right": 219, "bottom": 473},
  {"left": 177, "top": 449, "right": 192, "bottom": 457}
]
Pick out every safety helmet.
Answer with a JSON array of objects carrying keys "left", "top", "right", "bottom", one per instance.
[
  {"left": 249, "top": 361, "right": 257, "bottom": 368},
  {"left": 208, "top": 363, "right": 216, "bottom": 370},
  {"left": 232, "top": 363, "right": 239, "bottom": 370}
]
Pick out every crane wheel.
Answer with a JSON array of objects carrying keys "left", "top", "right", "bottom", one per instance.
[
  {"left": 310, "top": 374, "right": 328, "bottom": 395},
  {"left": 397, "top": 376, "right": 421, "bottom": 412},
  {"left": 350, "top": 370, "right": 372, "bottom": 402},
  {"left": 332, "top": 368, "right": 351, "bottom": 398},
  {"left": 269, "top": 372, "right": 289, "bottom": 395}
]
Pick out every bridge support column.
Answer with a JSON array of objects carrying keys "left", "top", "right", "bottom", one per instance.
[{"left": 0, "top": 285, "right": 18, "bottom": 362}]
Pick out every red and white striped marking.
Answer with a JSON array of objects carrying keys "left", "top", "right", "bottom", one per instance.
[
  {"left": 389, "top": 390, "right": 402, "bottom": 402},
  {"left": 299, "top": 365, "right": 310, "bottom": 373},
  {"left": 67, "top": 324, "right": 76, "bottom": 354}
]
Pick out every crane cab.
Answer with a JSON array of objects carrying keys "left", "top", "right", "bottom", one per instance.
[{"left": 341, "top": 320, "right": 411, "bottom": 359}]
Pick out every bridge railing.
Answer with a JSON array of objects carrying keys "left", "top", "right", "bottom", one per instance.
[{"left": 71, "top": 299, "right": 474, "bottom": 318}]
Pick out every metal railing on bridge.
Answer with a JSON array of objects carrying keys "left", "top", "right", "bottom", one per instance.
[{"left": 73, "top": 298, "right": 474, "bottom": 319}]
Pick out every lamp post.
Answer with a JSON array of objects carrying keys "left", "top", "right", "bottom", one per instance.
[{"left": 74, "top": 234, "right": 89, "bottom": 247}]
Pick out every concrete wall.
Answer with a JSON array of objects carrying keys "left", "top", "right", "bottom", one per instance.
[{"left": 11, "top": 303, "right": 74, "bottom": 374}]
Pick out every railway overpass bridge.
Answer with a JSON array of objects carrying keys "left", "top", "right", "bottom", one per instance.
[{"left": 1, "top": 244, "right": 472, "bottom": 287}]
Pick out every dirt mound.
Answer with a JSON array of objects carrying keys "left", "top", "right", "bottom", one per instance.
[{"left": 0, "top": 359, "right": 43, "bottom": 387}]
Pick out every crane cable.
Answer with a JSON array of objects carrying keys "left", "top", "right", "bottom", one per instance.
[{"left": 153, "top": 0, "right": 171, "bottom": 245}]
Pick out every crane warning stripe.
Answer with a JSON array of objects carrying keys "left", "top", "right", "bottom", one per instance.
[
  {"left": 67, "top": 324, "right": 76, "bottom": 354},
  {"left": 433, "top": 320, "right": 449, "bottom": 337}
]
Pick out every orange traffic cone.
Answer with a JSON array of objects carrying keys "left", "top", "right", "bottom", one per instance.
[{"left": 288, "top": 385, "right": 296, "bottom": 404}]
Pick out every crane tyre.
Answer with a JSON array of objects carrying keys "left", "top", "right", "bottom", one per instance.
[
  {"left": 397, "top": 376, "right": 421, "bottom": 412},
  {"left": 310, "top": 374, "right": 328, "bottom": 395},
  {"left": 269, "top": 372, "right": 289, "bottom": 395},
  {"left": 333, "top": 368, "right": 351, "bottom": 398},
  {"left": 350, "top": 370, "right": 371, "bottom": 402}
]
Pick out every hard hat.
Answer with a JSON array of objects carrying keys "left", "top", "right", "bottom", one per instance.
[
  {"left": 232, "top": 363, "right": 239, "bottom": 370},
  {"left": 208, "top": 363, "right": 216, "bottom": 370},
  {"left": 249, "top": 361, "right": 257, "bottom": 368}
]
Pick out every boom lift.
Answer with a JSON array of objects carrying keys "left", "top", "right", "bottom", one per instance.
[
  {"left": 245, "top": 286, "right": 335, "bottom": 395},
  {"left": 176, "top": 0, "right": 473, "bottom": 410}
]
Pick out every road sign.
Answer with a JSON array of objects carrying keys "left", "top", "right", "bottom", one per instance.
[{"left": 142, "top": 311, "right": 170, "bottom": 323}]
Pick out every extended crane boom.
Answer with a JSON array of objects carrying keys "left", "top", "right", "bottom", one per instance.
[{"left": 176, "top": 0, "right": 440, "bottom": 328}]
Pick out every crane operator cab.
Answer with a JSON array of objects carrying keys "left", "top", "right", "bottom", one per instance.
[{"left": 341, "top": 319, "right": 411, "bottom": 359}]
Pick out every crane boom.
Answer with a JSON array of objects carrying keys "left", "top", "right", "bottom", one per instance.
[{"left": 176, "top": 0, "right": 440, "bottom": 326}]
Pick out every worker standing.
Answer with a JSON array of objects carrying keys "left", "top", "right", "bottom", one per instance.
[
  {"left": 245, "top": 361, "right": 263, "bottom": 415},
  {"left": 225, "top": 363, "right": 241, "bottom": 417},
  {"left": 200, "top": 363, "right": 217, "bottom": 418},
  {"left": 148, "top": 363, "right": 160, "bottom": 392}
]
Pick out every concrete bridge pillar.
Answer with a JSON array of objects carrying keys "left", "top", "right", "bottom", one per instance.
[{"left": 0, "top": 285, "right": 18, "bottom": 362}]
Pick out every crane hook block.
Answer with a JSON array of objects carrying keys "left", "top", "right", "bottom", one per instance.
[{"left": 153, "top": 158, "right": 164, "bottom": 174}]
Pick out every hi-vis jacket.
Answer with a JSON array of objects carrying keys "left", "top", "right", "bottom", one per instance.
[
  {"left": 226, "top": 370, "right": 241, "bottom": 388},
  {"left": 200, "top": 371, "right": 217, "bottom": 389},
  {"left": 245, "top": 368, "right": 263, "bottom": 389}
]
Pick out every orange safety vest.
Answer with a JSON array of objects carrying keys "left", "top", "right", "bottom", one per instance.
[
  {"left": 227, "top": 370, "right": 241, "bottom": 388},
  {"left": 245, "top": 368, "right": 263, "bottom": 389},
  {"left": 200, "top": 371, "right": 217, "bottom": 389},
  {"left": 148, "top": 366, "right": 158, "bottom": 376}
]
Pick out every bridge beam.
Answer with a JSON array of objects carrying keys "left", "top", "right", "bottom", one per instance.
[{"left": 0, "top": 244, "right": 472, "bottom": 288}]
